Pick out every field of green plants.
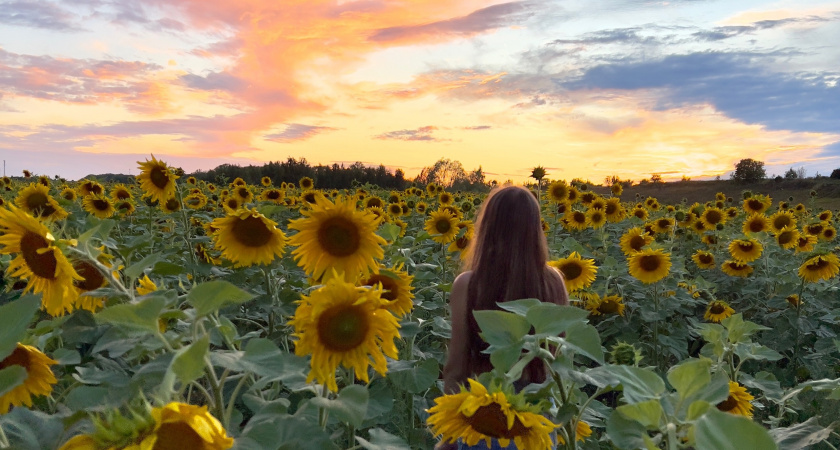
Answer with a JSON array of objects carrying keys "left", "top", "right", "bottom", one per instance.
[{"left": 1, "top": 156, "right": 839, "bottom": 449}]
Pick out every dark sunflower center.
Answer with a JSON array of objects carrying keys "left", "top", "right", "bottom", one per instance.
[
  {"left": 317, "top": 304, "right": 370, "bottom": 351},
  {"left": 747, "top": 199, "right": 762, "bottom": 211},
  {"left": 0, "top": 346, "right": 31, "bottom": 370},
  {"left": 226, "top": 199, "right": 239, "bottom": 209},
  {"left": 717, "top": 396, "right": 738, "bottom": 412},
  {"left": 605, "top": 203, "right": 617, "bottom": 215},
  {"left": 551, "top": 186, "right": 566, "bottom": 198},
  {"left": 152, "top": 421, "right": 205, "bottom": 450},
  {"left": 20, "top": 231, "right": 57, "bottom": 280},
  {"left": 238, "top": 188, "right": 249, "bottom": 198},
  {"left": 367, "top": 275, "right": 398, "bottom": 301},
  {"left": 710, "top": 304, "right": 725, "bottom": 314},
  {"left": 591, "top": 212, "right": 604, "bottom": 223},
  {"left": 705, "top": 210, "right": 722, "bottom": 224},
  {"left": 749, "top": 220, "right": 764, "bottom": 232},
  {"left": 560, "top": 262, "right": 582, "bottom": 280},
  {"left": 367, "top": 198, "right": 382, "bottom": 208},
  {"left": 267, "top": 190, "right": 281, "bottom": 200},
  {"left": 773, "top": 216, "right": 792, "bottom": 229},
  {"left": 807, "top": 224, "right": 824, "bottom": 234},
  {"left": 737, "top": 243, "right": 753, "bottom": 252},
  {"left": 231, "top": 215, "right": 274, "bottom": 248},
  {"left": 778, "top": 231, "right": 794, "bottom": 245},
  {"left": 629, "top": 235, "right": 646, "bottom": 251},
  {"left": 115, "top": 189, "right": 130, "bottom": 200},
  {"left": 598, "top": 299, "right": 619, "bottom": 314},
  {"left": 455, "top": 236, "right": 469, "bottom": 250},
  {"left": 27, "top": 193, "right": 56, "bottom": 217},
  {"left": 699, "top": 253, "right": 713, "bottom": 264},
  {"left": 164, "top": 198, "right": 180, "bottom": 211},
  {"left": 806, "top": 259, "right": 828, "bottom": 271},
  {"left": 728, "top": 262, "right": 744, "bottom": 270},
  {"left": 694, "top": 221, "right": 706, "bottom": 231},
  {"left": 639, "top": 255, "right": 661, "bottom": 272},
  {"left": 573, "top": 212, "right": 586, "bottom": 223},
  {"left": 825, "top": 229, "right": 835, "bottom": 238},
  {"left": 150, "top": 167, "right": 171, "bottom": 189},
  {"left": 658, "top": 219, "right": 670, "bottom": 229},
  {"left": 435, "top": 219, "right": 452, "bottom": 234},
  {"left": 389, "top": 205, "right": 402, "bottom": 214},
  {"left": 464, "top": 403, "right": 527, "bottom": 439},
  {"left": 93, "top": 199, "right": 110, "bottom": 211},
  {"left": 74, "top": 260, "right": 105, "bottom": 291},
  {"left": 634, "top": 210, "right": 645, "bottom": 219},
  {"left": 318, "top": 217, "right": 361, "bottom": 257}
]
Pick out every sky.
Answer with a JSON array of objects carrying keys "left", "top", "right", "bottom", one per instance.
[{"left": 1, "top": 0, "right": 839, "bottom": 184}]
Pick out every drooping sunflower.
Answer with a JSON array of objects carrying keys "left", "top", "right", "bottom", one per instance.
[
  {"left": 586, "top": 294, "right": 625, "bottom": 316},
  {"left": 786, "top": 294, "right": 801, "bottom": 308},
  {"left": 0, "top": 206, "right": 81, "bottom": 316},
  {"left": 699, "top": 207, "right": 726, "bottom": 230},
  {"left": 82, "top": 194, "right": 116, "bottom": 219},
  {"left": 717, "top": 381, "right": 754, "bottom": 417},
  {"left": 692, "top": 250, "right": 716, "bottom": 269},
  {"left": 742, "top": 213, "right": 769, "bottom": 235},
  {"left": 564, "top": 210, "right": 589, "bottom": 231},
  {"left": 290, "top": 275, "right": 399, "bottom": 392},
  {"left": 728, "top": 238, "right": 763, "bottom": 263},
  {"left": 0, "top": 343, "right": 58, "bottom": 413},
  {"left": 619, "top": 227, "right": 652, "bottom": 255},
  {"left": 361, "top": 265, "right": 415, "bottom": 318},
  {"left": 798, "top": 253, "right": 840, "bottom": 283},
  {"left": 775, "top": 225, "right": 800, "bottom": 249},
  {"left": 769, "top": 211, "right": 797, "bottom": 233},
  {"left": 549, "top": 252, "right": 597, "bottom": 292},
  {"left": 425, "top": 209, "right": 460, "bottom": 244},
  {"left": 704, "top": 300, "right": 735, "bottom": 323},
  {"left": 289, "top": 196, "right": 385, "bottom": 281},
  {"left": 71, "top": 258, "right": 108, "bottom": 312},
  {"left": 427, "top": 379, "right": 557, "bottom": 450},
  {"left": 15, "top": 183, "right": 68, "bottom": 221},
  {"left": 721, "top": 260, "right": 753, "bottom": 277},
  {"left": 795, "top": 234, "right": 818, "bottom": 253},
  {"left": 628, "top": 248, "right": 671, "bottom": 284},
  {"left": 585, "top": 208, "right": 607, "bottom": 229},
  {"left": 136, "top": 155, "right": 179, "bottom": 204},
  {"left": 546, "top": 181, "right": 569, "bottom": 203},
  {"left": 211, "top": 208, "right": 287, "bottom": 267},
  {"left": 260, "top": 188, "right": 285, "bottom": 204}
]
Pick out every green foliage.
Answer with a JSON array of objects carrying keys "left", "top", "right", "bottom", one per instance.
[{"left": 732, "top": 158, "right": 766, "bottom": 183}]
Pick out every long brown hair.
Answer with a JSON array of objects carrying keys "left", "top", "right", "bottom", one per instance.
[{"left": 463, "top": 185, "right": 568, "bottom": 380}]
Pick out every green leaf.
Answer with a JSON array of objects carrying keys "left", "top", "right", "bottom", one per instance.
[
  {"left": 153, "top": 261, "right": 185, "bottom": 275},
  {"left": 0, "top": 408, "right": 66, "bottom": 450},
  {"left": 497, "top": 298, "right": 542, "bottom": 316},
  {"left": 667, "top": 358, "right": 711, "bottom": 401},
  {"left": 686, "top": 400, "right": 711, "bottom": 421},
  {"left": 125, "top": 253, "right": 163, "bottom": 279},
  {"left": 606, "top": 408, "right": 650, "bottom": 450},
  {"left": 0, "top": 366, "right": 27, "bottom": 398},
  {"left": 721, "top": 313, "right": 769, "bottom": 343},
  {"left": 489, "top": 343, "right": 526, "bottom": 373},
  {"left": 734, "top": 343, "right": 783, "bottom": 362},
  {"left": 616, "top": 399, "right": 663, "bottom": 429},
  {"left": 171, "top": 335, "right": 209, "bottom": 385},
  {"left": 376, "top": 223, "right": 401, "bottom": 242},
  {"left": 355, "top": 428, "right": 412, "bottom": 450},
  {"left": 77, "top": 219, "right": 116, "bottom": 245},
  {"left": 308, "top": 384, "right": 369, "bottom": 428},
  {"left": 95, "top": 295, "right": 166, "bottom": 333},
  {"left": 526, "top": 304, "right": 589, "bottom": 337},
  {"left": 387, "top": 358, "right": 439, "bottom": 393},
  {"left": 564, "top": 322, "right": 604, "bottom": 364},
  {"left": 592, "top": 365, "right": 665, "bottom": 403},
  {"left": 473, "top": 310, "right": 530, "bottom": 346},
  {"left": 695, "top": 408, "right": 777, "bottom": 450},
  {"left": 188, "top": 280, "right": 255, "bottom": 316},
  {"left": 52, "top": 348, "right": 81, "bottom": 365},
  {"left": 0, "top": 295, "right": 40, "bottom": 360},
  {"left": 768, "top": 417, "right": 834, "bottom": 449}
]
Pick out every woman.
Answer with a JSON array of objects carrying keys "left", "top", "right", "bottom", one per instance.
[{"left": 438, "top": 185, "right": 569, "bottom": 450}]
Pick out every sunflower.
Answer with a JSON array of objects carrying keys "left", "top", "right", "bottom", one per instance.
[
  {"left": 425, "top": 209, "right": 460, "bottom": 244},
  {"left": 260, "top": 188, "right": 285, "bottom": 204},
  {"left": 742, "top": 194, "right": 771, "bottom": 214},
  {"left": 804, "top": 222, "right": 826, "bottom": 236},
  {"left": 651, "top": 217, "right": 674, "bottom": 235},
  {"left": 821, "top": 226, "right": 836, "bottom": 242},
  {"left": 232, "top": 185, "right": 253, "bottom": 203},
  {"left": 60, "top": 187, "right": 77, "bottom": 202},
  {"left": 77, "top": 179, "right": 104, "bottom": 197},
  {"left": 115, "top": 200, "right": 136, "bottom": 216},
  {"left": 221, "top": 196, "right": 241, "bottom": 213},
  {"left": 702, "top": 234, "right": 718, "bottom": 246},
  {"left": 585, "top": 208, "right": 607, "bottom": 229},
  {"left": 742, "top": 213, "right": 769, "bottom": 235},
  {"left": 604, "top": 198, "right": 625, "bottom": 222},
  {"left": 416, "top": 201, "right": 428, "bottom": 214},
  {"left": 692, "top": 250, "right": 716, "bottom": 269},
  {"left": 546, "top": 181, "right": 569, "bottom": 203},
  {"left": 211, "top": 208, "right": 287, "bottom": 267},
  {"left": 71, "top": 258, "right": 108, "bottom": 312},
  {"left": 786, "top": 294, "right": 801, "bottom": 307},
  {"left": 769, "top": 211, "right": 796, "bottom": 233},
  {"left": 728, "top": 238, "right": 762, "bottom": 263},
  {"left": 110, "top": 183, "right": 134, "bottom": 201},
  {"left": 704, "top": 300, "right": 735, "bottom": 323},
  {"left": 579, "top": 192, "right": 597, "bottom": 206},
  {"left": 290, "top": 275, "right": 399, "bottom": 392},
  {"left": 0, "top": 343, "right": 58, "bottom": 413},
  {"left": 136, "top": 155, "right": 179, "bottom": 204},
  {"left": 365, "top": 196, "right": 384, "bottom": 209},
  {"left": 700, "top": 207, "right": 726, "bottom": 230},
  {"left": 160, "top": 196, "right": 182, "bottom": 214},
  {"left": 184, "top": 192, "right": 208, "bottom": 210},
  {"left": 566, "top": 186, "right": 579, "bottom": 204},
  {"left": 775, "top": 225, "right": 800, "bottom": 249},
  {"left": 619, "top": 227, "right": 652, "bottom": 255},
  {"left": 439, "top": 192, "right": 454, "bottom": 206},
  {"left": 289, "top": 196, "right": 385, "bottom": 282},
  {"left": 557, "top": 420, "right": 592, "bottom": 445},
  {"left": 0, "top": 206, "right": 81, "bottom": 316},
  {"left": 387, "top": 202, "right": 403, "bottom": 217},
  {"left": 631, "top": 206, "right": 648, "bottom": 221},
  {"left": 586, "top": 294, "right": 625, "bottom": 316},
  {"left": 611, "top": 183, "right": 623, "bottom": 196},
  {"left": 15, "top": 183, "right": 68, "bottom": 221},
  {"left": 798, "top": 253, "right": 840, "bottom": 283},
  {"left": 564, "top": 210, "right": 588, "bottom": 231},
  {"left": 819, "top": 210, "right": 833, "bottom": 221},
  {"left": 367, "top": 206, "right": 388, "bottom": 225},
  {"left": 231, "top": 177, "right": 247, "bottom": 187},
  {"left": 82, "top": 194, "right": 116, "bottom": 219},
  {"left": 361, "top": 265, "right": 415, "bottom": 318},
  {"left": 427, "top": 379, "right": 557, "bottom": 450},
  {"left": 717, "top": 382, "right": 754, "bottom": 417},
  {"left": 795, "top": 235, "right": 818, "bottom": 253},
  {"left": 260, "top": 176, "right": 272, "bottom": 186},
  {"left": 137, "top": 274, "right": 158, "bottom": 296},
  {"left": 297, "top": 176, "right": 314, "bottom": 190},
  {"left": 721, "top": 260, "right": 753, "bottom": 277},
  {"left": 549, "top": 252, "right": 597, "bottom": 292},
  {"left": 628, "top": 248, "right": 671, "bottom": 284}
]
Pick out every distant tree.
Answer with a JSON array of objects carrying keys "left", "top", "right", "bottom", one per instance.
[
  {"left": 830, "top": 168, "right": 840, "bottom": 179},
  {"left": 680, "top": 175, "right": 691, "bottom": 182},
  {"left": 415, "top": 158, "right": 468, "bottom": 188},
  {"left": 731, "top": 158, "right": 766, "bottom": 183},
  {"left": 796, "top": 167, "right": 807, "bottom": 179},
  {"left": 650, "top": 174, "right": 662, "bottom": 184},
  {"left": 784, "top": 167, "right": 798, "bottom": 179}
]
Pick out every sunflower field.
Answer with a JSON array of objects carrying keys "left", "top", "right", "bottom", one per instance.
[{"left": 1, "top": 157, "right": 840, "bottom": 450}]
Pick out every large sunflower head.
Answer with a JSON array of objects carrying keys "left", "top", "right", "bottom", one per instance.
[
  {"left": 742, "top": 213, "right": 769, "bottom": 235},
  {"left": 798, "top": 253, "right": 840, "bottom": 283},
  {"left": 564, "top": 210, "right": 589, "bottom": 231},
  {"left": 290, "top": 274, "right": 399, "bottom": 392},
  {"left": 604, "top": 198, "right": 625, "bottom": 222},
  {"left": 289, "top": 195, "right": 386, "bottom": 282},
  {"left": 210, "top": 208, "right": 287, "bottom": 267},
  {"left": 0, "top": 206, "right": 81, "bottom": 316},
  {"left": 700, "top": 207, "right": 726, "bottom": 229},
  {"left": 0, "top": 343, "right": 58, "bottom": 413},
  {"left": 160, "top": 196, "right": 183, "bottom": 214},
  {"left": 717, "top": 381, "right": 754, "bottom": 417},
  {"left": 742, "top": 194, "right": 771, "bottom": 214},
  {"left": 546, "top": 181, "right": 569, "bottom": 203},
  {"left": 704, "top": 300, "right": 735, "bottom": 322},
  {"left": 775, "top": 225, "right": 800, "bottom": 249},
  {"left": 360, "top": 265, "right": 415, "bottom": 318},
  {"left": 136, "top": 155, "right": 179, "bottom": 204},
  {"left": 82, "top": 194, "right": 116, "bottom": 219},
  {"left": 427, "top": 379, "right": 557, "bottom": 450},
  {"left": 619, "top": 227, "right": 652, "bottom": 255},
  {"left": 14, "top": 183, "right": 68, "bottom": 221},
  {"left": 585, "top": 208, "right": 607, "bottom": 229},
  {"left": 628, "top": 248, "right": 671, "bottom": 284},
  {"left": 425, "top": 209, "right": 460, "bottom": 244},
  {"left": 728, "top": 238, "right": 763, "bottom": 263},
  {"left": 769, "top": 211, "right": 797, "bottom": 233},
  {"left": 549, "top": 251, "right": 597, "bottom": 292}
]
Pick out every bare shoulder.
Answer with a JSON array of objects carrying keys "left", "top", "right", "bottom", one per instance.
[
  {"left": 450, "top": 271, "right": 473, "bottom": 308},
  {"left": 453, "top": 270, "right": 473, "bottom": 289}
]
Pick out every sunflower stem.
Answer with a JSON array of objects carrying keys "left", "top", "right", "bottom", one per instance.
[
  {"left": 653, "top": 283, "right": 660, "bottom": 372},
  {"left": 793, "top": 278, "right": 806, "bottom": 372},
  {"left": 224, "top": 373, "right": 250, "bottom": 428},
  {"left": 0, "top": 423, "right": 9, "bottom": 449},
  {"left": 319, "top": 383, "right": 330, "bottom": 429}
]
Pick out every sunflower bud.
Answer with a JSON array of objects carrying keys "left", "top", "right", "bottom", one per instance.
[
  {"left": 674, "top": 211, "right": 686, "bottom": 221},
  {"left": 609, "top": 342, "right": 643, "bottom": 366},
  {"left": 742, "top": 190, "right": 752, "bottom": 199}
]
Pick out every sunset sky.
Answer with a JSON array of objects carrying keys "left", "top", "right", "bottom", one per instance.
[{"left": 1, "top": 0, "right": 839, "bottom": 184}]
